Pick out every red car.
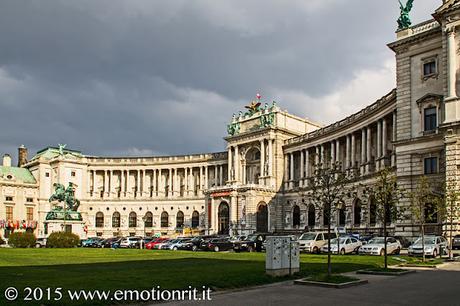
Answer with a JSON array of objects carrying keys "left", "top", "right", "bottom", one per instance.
[{"left": 146, "top": 238, "right": 168, "bottom": 250}]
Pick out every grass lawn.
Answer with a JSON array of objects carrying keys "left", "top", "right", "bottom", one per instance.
[{"left": 0, "top": 248, "right": 402, "bottom": 305}]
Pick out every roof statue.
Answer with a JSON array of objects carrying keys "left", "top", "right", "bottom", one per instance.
[
  {"left": 397, "top": 0, "right": 414, "bottom": 30},
  {"left": 58, "top": 143, "right": 67, "bottom": 156}
]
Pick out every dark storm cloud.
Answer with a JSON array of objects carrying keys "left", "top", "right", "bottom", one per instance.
[{"left": 0, "top": 0, "right": 439, "bottom": 158}]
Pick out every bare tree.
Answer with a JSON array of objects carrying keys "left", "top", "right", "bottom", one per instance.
[
  {"left": 307, "top": 160, "right": 354, "bottom": 277},
  {"left": 363, "top": 167, "right": 404, "bottom": 269},
  {"left": 409, "top": 176, "right": 442, "bottom": 262},
  {"left": 440, "top": 178, "right": 460, "bottom": 260}
]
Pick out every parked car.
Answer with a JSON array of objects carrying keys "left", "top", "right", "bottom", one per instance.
[
  {"left": 359, "top": 237, "right": 401, "bottom": 256},
  {"left": 100, "top": 237, "right": 121, "bottom": 248},
  {"left": 160, "top": 239, "right": 181, "bottom": 250},
  {"left": 168, "top": 238, "right": 192, "bottom": 250},
  {"left": 298, "top": 232, "right": 337, "bottom": 253},
  {"left": 81, "top": 237, "right": 104, "bottom": 248},
  {"left": 153, "top": 238, "right": 171, "bottom": 250},
  {"left": 134, "top": 237, "right": 154, "bottom": 249},
  {"left": 321, "top": 236, "right": 362, "bottom": 255},
  {"left": 146, "top": 238, "right": 168, "bottom": 250},
  {"left": 452, "top": 234, "right": 460, "bottom": 250},
  {"left": 206, "top": 237, "right": 234, "bottom": 252},
  {"left": 119, "top": 237, "right": 142, "bottom": 248},
  {"left": 35, "top": 238, "right": 47, "bottom": 248},
  {"left": 229, "top": 235, "right": 247, "bottom": 243},
  {"left": 233, "top": 233, "right": 267, "bottom": 252},
  {"left": 408, "top": 236, "right": 449, "bottom": 257}
]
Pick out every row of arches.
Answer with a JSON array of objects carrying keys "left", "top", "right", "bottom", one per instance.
[
  {"left": 95, "top": 211, "right": 200, "bottom": 229},
  {"left": 216, "top": 201, "right": 269, "bottom": 234}
]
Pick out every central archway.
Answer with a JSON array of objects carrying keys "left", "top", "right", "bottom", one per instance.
[
  {"left": 256, "top": 202, "right": 268, "bottom": 233},
  {"left": 218, "top": 202, "right": 230, "bottom": 235}
]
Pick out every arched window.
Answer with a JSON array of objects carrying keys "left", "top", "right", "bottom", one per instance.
[
  {"left": 218, "top": 202, "right": 230, "bottom": 234},
  {"left": 256, "top": 203, "right": 268, "bottom": 233},
  {"left": 129, "top": 212, "right": 137, "bottom": 228},
  {"left": 112, "top": 212, "right": 120, "bottom": 228},
  {"left": 338, "top": 207, "right": 346, "bottom": 226},
  {"left": 176, "top": 211, "right": 184, "bottom": 228},
  {"left": 191, "top": 211, "right": 199, "bottom": 228},
  {"left": 323, "top": 203, "right": 331, "bottom": 226},
  {"left": 292, "top": 205, "right": 300, "bottom": 228},
  {"left": 95, "top": 212, "right": 104, "bottom": 228},
  {"left": 144, "top": 212, "right": 153, "bottom": 227},
  {"left": 308, "top": 204, "right": 316, "bottom": 227},
  {"left": 369, "top": 197, "right": 377, "bottom": 225},
  {"left": 161, "top": 211, "right": 169, "bottom": 228},
  {"left": 354, "top": 199, "right": 362, "bottom": 225}
]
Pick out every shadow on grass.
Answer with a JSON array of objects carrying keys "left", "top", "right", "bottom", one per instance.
[{"left": 0, "top": 258, "right": 375, "bottom": 306}]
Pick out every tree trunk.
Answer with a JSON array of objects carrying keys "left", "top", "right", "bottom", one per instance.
[
  {"left": 384, "top": 207, "right": 388, "bottom": 269},
  {"left": 421, "top": 223, "right": 425, "bottom": 263},
  {"left": 327, "top": 219, "right": 331, "bottom": 277}
]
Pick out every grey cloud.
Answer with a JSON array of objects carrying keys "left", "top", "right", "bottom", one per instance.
[{"left": 0, "top": 0, "right": 440, "bottom": 157}]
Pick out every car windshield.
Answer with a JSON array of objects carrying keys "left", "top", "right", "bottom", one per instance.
[
  {"left": 329, "top": 238, "right": 347, "bottom": 245},
  {"left": 368, "top": 238, "right": 385, "bottom": 244},
  {"left": 414, "top": 237, "right": 436, "bottom": 245},
  {"left": 247, "top": 235, "right": 258, "bottom": 242},
  {"left": 299, "top": 233, "right": 316, "bottom": 240}
]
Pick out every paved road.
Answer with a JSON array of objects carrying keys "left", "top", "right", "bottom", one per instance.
[{"left": 159, "top": 262, "right": 460, "bottom": 306}]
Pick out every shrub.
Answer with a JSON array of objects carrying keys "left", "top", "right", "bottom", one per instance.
[
  {"left": 8, "top": 232, "right": 36, "bottom": 248},
  {"left": 46, "top": 232, "right": 80, "bottom": 248}
]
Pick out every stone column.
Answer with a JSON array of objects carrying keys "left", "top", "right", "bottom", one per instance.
[
  {"left": 199, "top": 166, "right": 204, "bottom": 195},
  {"left": 377, "top": 120, "right": 382, "bottom": 171},
  {"left": 345, "top": 135, "right": 350, "bottom": 169},
  {"left": 120, "top": 170, "right": 125, "bottom": 197},
  {"left": 351, "top": 133, "right": 356, "bottom": 169},
  {"left": 289, "top": 153, "right": 294, "bottom": 189},
  {"left": 331, "top": 141, "right": 336, "bottom": 165},
  {"left": 260, "top": 139, "right": 265, "bottom": 179},
  {"left": 205, "top": 166, "right": 209, "bottom": 190},
  {"left": 104, "top": 170, "right": 109, "bottom": 198},
  {"left": 447, "top": 27, "right": 457, "bottom": 99},
  {"left": 87, "top": 170, "right": 92, "bottom": 197},
  {"left": 361, "top": 129, "right": 366, "bottom": 174},
  {"left": 230, "top": 195, "right": 237, "bottom": 227},
  {"left": 315, "top": 146, "right": 320, "bottom": 165},
  {"left": 320, "top": 144, "right": 325, "bottom": 165},
  {"left": 153, "top": 169, "right": 157, "bottom": 197},
  {"left": 109, "top": 170, "right": 114, "bottom": 197},
  {"left": 305, "top": 149, "right": 310, "bottom": 178},
  {"left": 382, "top": 118, "right": 387, "bottom": 168},
  {"left": 284, "top": 154, "right": 289, "bottom": 190},
  {"left": 392, "top": 111, "right": 397, "bottom": 167},
  {"left": 228, "top": 146, "right": 233, "bottom": 182},
  {"left": 335, "top": 139, "right": 340, "bottom": 168},
  {"left": 141, "top": 169, "right": 146, "bottom": 197},
  {"left": 168, "top": 169, "right": 172, "bottom": 198},
  {"left": 219, "top": 165, "right": 223, "bottom": 186},
  {"left": 136, "top": 170, "right": 140, "bottom": 197},
  {"left": 298, "top": 150, "right": 304, "bottom": 187},
  {"left": 268, "top": 139, "right": 273, "bottom": 177},
  {"left": 127, "top": 170, "right": 132, "bottom": 197},
  {"left": 366, "top": 126, "right": 372, "bottom": 174},
  {"left": 234, "top": 145, "right": 239, "bottom": 183}
]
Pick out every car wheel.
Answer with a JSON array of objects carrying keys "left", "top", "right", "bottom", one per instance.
[
  {"left": 214, "top": 246, "right": 220, "bottom": 252},
  {"left": 394, "top": 247, "right": 401, "bottom": 255},
  {"left": 432, "top": 249, "right": 437, "bottom": 258},
  {"left": 380, "top": 249, "right": 385, "bottom": 256},
  {"left": 192, "top": 245, "right": 197, "bottom": 252},
  {"left": 248, "top": 246, "right": 254, "bottom": 252},
  {"left": 340, "top": 248, "right": 345, "bottom": 255},
  {"left": 313, "top": 246, "right": 319, "bottom": 254},
  {"left": 173, "top": 247, "right": 178, "bottom": 251},
  {"left": 35, "top": 243, "right": 41, "bottom": 248}
]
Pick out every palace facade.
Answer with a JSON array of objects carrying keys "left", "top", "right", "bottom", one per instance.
[{"left": 2, "top": 1, "right": 460, "bottom": 240}]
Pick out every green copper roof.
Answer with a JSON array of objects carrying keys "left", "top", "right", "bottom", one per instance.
[
  {"left": 30, "top": 147, "right": 83, "bottom": 161},
  {"left": 0, "top": 166, "right": 36, "bottom": 184}
]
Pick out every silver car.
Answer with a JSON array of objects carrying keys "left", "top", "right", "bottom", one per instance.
[
  {"left": 359, "top": 237, "right": 401, "bottom": 256},
  {"left": 408, "top": 236, "right": 448, "bottom": 257}
]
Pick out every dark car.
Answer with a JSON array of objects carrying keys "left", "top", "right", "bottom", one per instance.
[
  {"left": 233, "top": 233, "right": 267, "bottom": 252},
  {"left": 185, "top": 235, "right": 217, "bottom": 251},
  {"left": 100, "top": 237, "right": 121, "bottom": 248},
  {"left": 452, "top": 235, "right": 460, "bottom": 250},
  {"left": 206, "top": 238, "right": 234, "bottom": 252}
]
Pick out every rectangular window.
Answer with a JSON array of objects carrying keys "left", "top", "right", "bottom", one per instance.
[
  {"left": 423, "top": 61, "right": 436, "bottom": 76},
  {"left": 71, "top": 171, "right": 76, "bottom": 177},
  {"left": 424, "top": 107, "right": 437, "bottom": 131},
  {"left": 26, "top": 198, "right": 34, "bottom": 203},
  {"left": 424, "top": 157, "right": 438, "bottom": 174},
  {"left": 6, "top": 206, "right": 13, "bottom": 220},
  {"left": 45, "top": 172, "right": 50, "bottom": 177},
  {"left": 5, "top": 196, "right": 13, "bottom": 202},
  {"left": 26, "top": 207, "right": 34, "bottom": 221}
]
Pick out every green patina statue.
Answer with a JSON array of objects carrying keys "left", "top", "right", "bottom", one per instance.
[
  {"left": 227, "top": 122, "right": 241, "bottom": 136},
  {"left": 397, "top": 0, "right": 414, "bottom": 30},
  {"left": 260, "top": 112, "right": 275, "bottom": 128},
  {"left": 46, "top": 182, "right": 82, "bottom": 221}
]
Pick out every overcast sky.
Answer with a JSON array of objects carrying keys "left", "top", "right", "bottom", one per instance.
[{"left": 0, "top": 0, "right": 440, "bottom": 160}]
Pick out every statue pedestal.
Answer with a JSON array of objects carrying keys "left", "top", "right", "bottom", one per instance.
[{"left": 44, "top": 220, "right": 87, "bottom": 239}]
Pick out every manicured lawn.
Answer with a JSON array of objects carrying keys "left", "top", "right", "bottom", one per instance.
[{"left": 0, "top": 248, "right": 401, "bottom": 305}]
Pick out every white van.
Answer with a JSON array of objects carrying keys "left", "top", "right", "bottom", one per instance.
[{"left": 298, "top": 232, "right": 337, "bottom": 253}]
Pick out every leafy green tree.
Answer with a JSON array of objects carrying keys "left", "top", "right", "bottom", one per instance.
[
  {"left": 363, "top": 167, "right": 404, "bottom": 269},
  {"left": 409, "top": 176, "right": 442, "bottom": 262},
  {"left": 307, "top": 159, "right": 353, "bottom": 277}
]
